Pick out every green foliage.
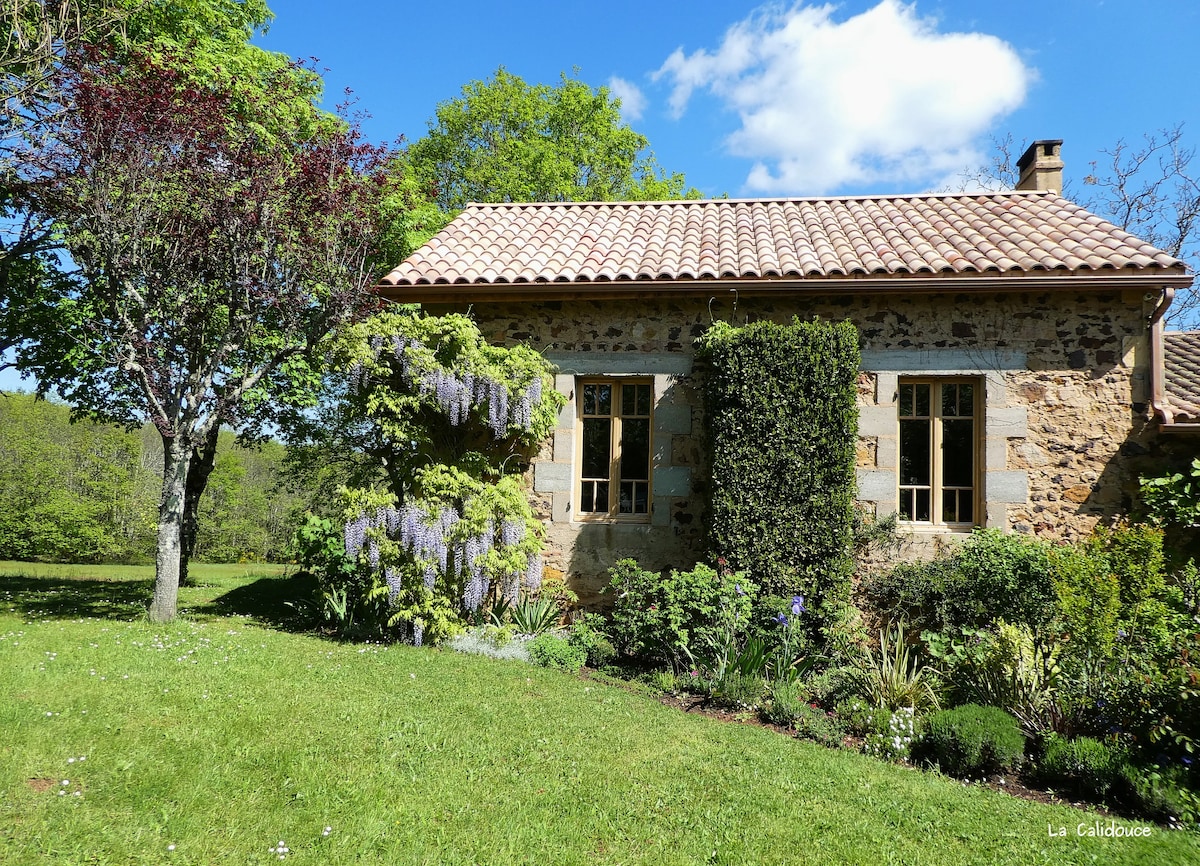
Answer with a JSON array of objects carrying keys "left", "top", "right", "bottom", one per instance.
[
  {"left": 322, "top": 310, "right": 564, "bottom": 642},
  {"left": 847, "top": 620, "right": 940, "bottom": 712},
  {"left": 923, "top": 704, "right": 1026, "bottom": 778},
  {"left": 761, "top": 678, "right": 809, "bottom": 727},
  {"left": 698, "top": 318, "right": 859, "bottom": 603},
  {"left": 509, "top": 595, "right": 561, "bottom": 636},
  {"left": 605, "top": 558, "right": 753, "bottom": 672},
  {"left": 404, "top": 67, "right": 698, "bottom": 213},
  {"left": 792, "top": 703, "right": 848, "bottom": 749},
  {"left": 528, "top": 632, "right": 587, "bottom": 673},
  {"left": 1035, "top": 734, "right": 1127, "bottom": 801},
  {"left": 0, "top": 393, "right": 295, "bottom": 564},
  {"left": 863, "top": 707, "right": 919, "bottom": 763},
  {"left": 568, "top": 613, "right": 616, "bottom": 669},
  {"left": 863, "top": 529, "right": 1058, "bottom": 635},
  {"left": 1051, "top": 544, "right": 1121, "bottom": 657}
]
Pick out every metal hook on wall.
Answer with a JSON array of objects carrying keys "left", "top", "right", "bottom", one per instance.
[
  {"left": 730, "top": 288, "right": 739, "bottom": 317},
  {"left": 707, "top": 296, "right": 716, "bottom": 324}
]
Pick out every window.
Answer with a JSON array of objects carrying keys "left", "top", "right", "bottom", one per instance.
[
  {"left": 577, "top": 379, "right": 652, "bottom": 519},
  {"left": 898, "top": 379, "right": 978, "bottom": 526}
]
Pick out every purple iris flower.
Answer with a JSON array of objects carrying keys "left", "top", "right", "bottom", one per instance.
[
  {"left": 791, "top": 596, "right": 805, "bottom": 616},
  {"left": 775, "top": 613, "right": 788, "bottom": 626}
]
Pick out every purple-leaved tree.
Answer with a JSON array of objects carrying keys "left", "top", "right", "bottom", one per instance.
[{"left": 12, "top": 45, "right": 391, "bottom": 620}]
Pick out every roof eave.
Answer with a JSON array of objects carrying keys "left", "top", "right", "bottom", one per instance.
[{"left": 376, "top": 271, "right": 1194, "bottom": 305}]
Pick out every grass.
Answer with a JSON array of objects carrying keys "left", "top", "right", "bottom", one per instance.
[{"left": 1, "top": 565, "right": 1197, "bottom": 865}]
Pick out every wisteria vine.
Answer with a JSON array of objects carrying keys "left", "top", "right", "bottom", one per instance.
[
  {"left": 348, "top": 335, "right": 544, "bottom": 438},
  {"left": 344, "top": 502, "right": 542, "bottom": 615}
]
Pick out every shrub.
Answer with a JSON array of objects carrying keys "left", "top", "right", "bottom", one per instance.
[
  {"left": 605, "top": 559, "right": 753, "bottom": 670},
  {"left": 862, "top": 530, "right": 1057, "bottom": 636},
  {"left": 697, "top": 318, "right": 859, "bottom": 604},
  {"left": 761, "top": 679, "right": 809, "bottom": 727},
  {"left": 567, "top": 612, "right": 616, "bottom": 669},
  {"left": 528, "top": 632, "right": 586, "bottom": 673},
  {"left": 709, "top": 670, "right": 763, "bottom": 709},
  {"left": 846, "top": 619, "right": 940, "bottom": 712},
  {"left": 1034, "top": 734, "right": 1126, "bottom": 801},
  {"left": 510, "top": 595, "right": 560, "bottom": 635},
  {"left": 923, "top": 704, "right": 1025, "bottom": 778},
  {"left": 446, "top": 626, "right": 532, "bottom": 663},
  {"left": 863, "top": 707, "right": 918, "bottom": 763},
  {"left": 793, "top": 703, "right": 846, "bottom": 749}
]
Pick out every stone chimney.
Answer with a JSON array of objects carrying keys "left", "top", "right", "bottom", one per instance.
[{"left": 1016, "top": 139, "right": 1064, "bottom": 193}]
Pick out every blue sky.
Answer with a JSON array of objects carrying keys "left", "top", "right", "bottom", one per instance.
[
  {"left": 256, "top": 0, "right": 1198, "bottom": 198},
  {"left": 3, "top": 0, "right": 1197, "bottom": 392}
]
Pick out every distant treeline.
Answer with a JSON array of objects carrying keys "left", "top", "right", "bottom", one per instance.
[{"left": 0, "top": 392, "right": 302, "bottom": 563}]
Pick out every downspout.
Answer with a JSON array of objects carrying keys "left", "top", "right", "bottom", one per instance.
[{"left": 1148, "top": 288, "right": 1175, "bottom": 425}]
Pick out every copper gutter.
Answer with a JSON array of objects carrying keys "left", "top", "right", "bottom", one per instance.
[{"left": 1149, "top": 288, "right": 1177, "bottom": 425}]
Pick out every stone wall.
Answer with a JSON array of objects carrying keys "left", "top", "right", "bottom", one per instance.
[{"left": 454, "top": 287, "right": 1163, "bottom": 602}]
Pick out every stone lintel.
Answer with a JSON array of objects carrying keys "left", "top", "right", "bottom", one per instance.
[{"left": 547, "top": 352, "right": 692, "bottom": 376}]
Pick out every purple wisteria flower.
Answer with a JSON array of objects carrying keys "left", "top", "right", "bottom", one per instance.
[{"left": 344, "top": 516, "right": 368, "bottom": 559}]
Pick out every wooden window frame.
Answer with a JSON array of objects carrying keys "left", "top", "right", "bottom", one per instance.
[
  {"left": 897, "top": 377, "right": 981, "bottom": 529},
  {"left": 575, "top": 377, "right": 654, "bottom": 523}
]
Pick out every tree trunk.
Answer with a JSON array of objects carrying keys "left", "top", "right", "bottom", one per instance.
[
  {"left": 180, "top": 424, "right": 220, "bottom": 587},
  {"left": 149, "top": 434, "right": 191, "bottom": 623}
]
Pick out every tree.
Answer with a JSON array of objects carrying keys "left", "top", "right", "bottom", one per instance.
[
  {"left": 404, "top": 67, "right": 698, "bottom": 213},
  {"left": 962, "top": 127, "right": 1200, "bottom": 328},
  {"left": 12, "top": 46, "right": 390, "bottom": 621}
]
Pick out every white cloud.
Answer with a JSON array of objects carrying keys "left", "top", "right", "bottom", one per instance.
[
  {"left": 607, "top": 76, "right": 647, "bottom": 122},
  {"left": 653, "top": 1, "right": 1032, "bottom": 193}
]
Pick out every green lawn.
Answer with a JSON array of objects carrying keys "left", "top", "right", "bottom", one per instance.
[{"left": 1, "top": 565, "right": 1196, "bottom": 865}]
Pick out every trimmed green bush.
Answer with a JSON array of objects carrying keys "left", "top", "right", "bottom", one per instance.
[
  {"left": 528, "top": 632, "right": 586, "bottom": 672},
  {"left": 1034, "top": 734, "right": 1125, "bottom": 801},
  {"left": 697, "top": 318, "right": 859, "bottom": 604},
  {"left": 923, "top": 704, "right": 1025, "bottom": 778}
]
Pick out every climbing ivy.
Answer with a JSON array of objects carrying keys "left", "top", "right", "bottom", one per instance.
[{"left": 697, "top": 318, "right": 859, "bottom": 604}]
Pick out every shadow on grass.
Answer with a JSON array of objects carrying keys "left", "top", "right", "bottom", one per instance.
[
  {"left": 0, "top": 569, "right": 319, "bottom": 632},
  {"left": 189, "top": 571, "right": 319, "bottom": 633},
  {"left": 0, "top": 574, "right": 154, "bottom": 620}
]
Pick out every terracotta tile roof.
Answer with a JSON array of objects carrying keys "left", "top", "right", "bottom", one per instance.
[
  {"left": 381, "top": 192, "right": 1190, "bottom": 297},
  {"left": 1164, "top": 331, "right": 1200, "bottom": 422}
]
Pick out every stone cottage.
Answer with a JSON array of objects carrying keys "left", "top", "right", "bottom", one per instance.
[{"left": 380, "top": 141, "right": 1194, "bottom": 602}]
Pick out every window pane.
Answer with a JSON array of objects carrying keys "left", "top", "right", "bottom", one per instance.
[
  {"left": 582, "top": 417, "right": 610, "bottom": 478},
  {"left": 620, "top": 418, "right": 650, "bottom": 480},
  {"left": 583, "top": 384, "right": 597, "bottom": 416},
  {"left": 596, "top": 384, "right": 611, "bottom": 415},
  {"left": 899, "top": 419, "right": 931, "bottom": 485},
  {"left": 900, "top": 489, "right": 914, "bottom": 521},
  {"left": 914, "top": 383, "right": 930, "bottom": 416},
  {"left": 899, "top": 384, "right": 913, "bottom": 417},
  {"left": 958, "top": 383, "right": 974, "bottom": 417},
  {"left": 915, "top": 488, "right": 931, "bottom": 522},
  {"left": 618, "top": 482, "right": 650, "bottom": 515},
  {"left": 942, "top": 489, "right": 958, "bottom": 524},
  {"left": 942, "top": 418, "right": 974, "bottom": 487},
  {"left": 580, "top": 480, "right": 598, "bottom": 512},
  {"left": 959, "top": 492, "right": 973, "bottom": 524},
  {"left": 636, "top": 384, "right": 652, "bottom": 416},
  {"left": 942, "top": 383, "right": 957, "bottom": 417},
  {"left": 594, "top": 481, "right": 609, "bottom": 512},
  {"left": 622, "top": 384, "right": 636, "bottom": 417}
]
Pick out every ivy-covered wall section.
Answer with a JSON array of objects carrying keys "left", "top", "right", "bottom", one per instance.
[{"left": 698, "top": 318, "right": 860, "bottom": 603}]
